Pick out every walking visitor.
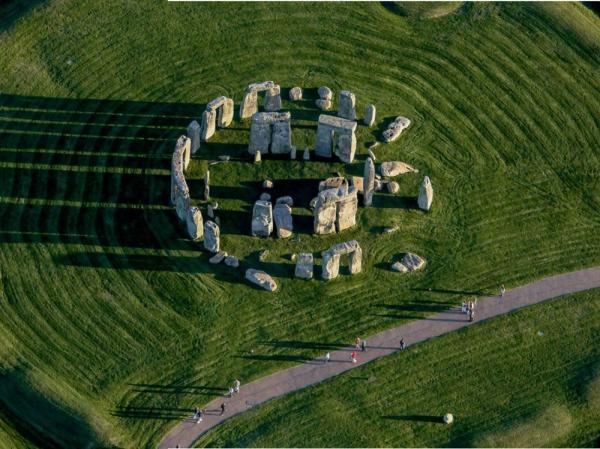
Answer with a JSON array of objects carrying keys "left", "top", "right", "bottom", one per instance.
[
  {"left": 500, "top": 284, "right": 506, "bottom": 297},
  {"left": 361, "top": 339, "right": 367, "bottom": 352},
  {"left": 325, "top": 352, "right": 330, "bottom": 363},
  {"left": 351, "top": 351, "right": 357, "bottom": 363},
  {"left": 355, "top": 336, "right": 361, "bottom": 350},
  {"left": 220, "top": 403, "right": 226, "bottom": 416},
  {"left": 234, "top": 379, "right": 240, "bottom": 394},
  {"left": 400, "top": 338, "right": 405, "bottom": 350}
]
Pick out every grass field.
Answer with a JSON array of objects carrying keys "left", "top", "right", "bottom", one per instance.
[
  {"left": 195, "top": 291, "right": 600, "bottom": 448},
  {"left": 0, "top": 1, "right": 598, "bottom": 448}
]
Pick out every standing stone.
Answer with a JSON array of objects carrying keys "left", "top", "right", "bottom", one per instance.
[
  {"left": 338, "top": 91, "right": 356, "bottom": 120},
  {"left": 271, "top": 120, "right": 292, "bottom": 154},
  {"left": 380, "top": 161, "right": 419, "bottom": 177},
  {"left": 186, "top": 207, "right": 204, "bottom": 241},
  {"left": 263, "top": 180, "right": 273, "bottom": 189},
  {"left": 295, "top": 253, "right": 314, "bottom": 279},
  {"left": 175, "top": 194, "right": 189, "bottom": 222},
  {"left": 264, "top": 85, "right": 282, "bottom": 111},
  {"left": 204, "top": 170, "right": 210, "bottom": 201},
  {"left": 254, "top": 151, "right": 262, "bottom": 163},
  {"left": 290, "top": 146, "right": 297, "bottom": 160},
  {"left": 313, "top": 189, "right": 338, "bottom": 235},
  {"left": 364, "top": 104, "right": 376, "bottom": 127},
  {"left": 335, "top": 133, "right": 357, "bottom": 164},
  {"left": 276, "top": 196, "right": 294, "bottom": 206},
  {"left": 245, "top": 268, "right": 277, "bottom": 292},
  {"left": 315, "top": 115, "right": 357, "bottom": 162},
  {"left": 321, "top": 250, "right": 340, "bottom": 280},
  {"left": 200, "top": 109, "right": 217, "bottom": 141},
  {"left": 217, "top": 98, "right": 234, "bottom": 128},
  {"left": 273, "top": 203, "right": 293, "bottom": 238},
  {"left": 207, "top": 203, "right": 215, "bottom": 218},
  {"left": 418, "top": 176, "right": 433, "bottom": 211},
  {"left": 318, "top": 86, "right": 333, "bottom": 101},
  {"left": 239, "top": 90, "right": 258, "bottom": 119},
  {"left": 251, "top": 200, "right": 273, "bottom": 237},
  {"left": 303, "top": 147, "right": 310, "bottom": 161},
  {"left": 203, "top": 220, "right": 220, "bottom": 253},
  {"left": 348, "top": 245, "right": 362, "bottom": 274},
  {"left": 336, "top": 190, "right": 358, "bottom": 232},
  {"left": 363, "top": 157, "right": 375, "bottom": 207},
  {"left": 387, "top": 181, "right": 400, "bottom": 194},
  {"left": 289, "top": 87, "right": 302, "bottom": 101},
  {"left": 249, "top": 120, "right": 272, "bottom": 155},
  {"left": 315, "top": 99, "right": 332, "bottom": 110},
  {"left": 259, "top": 193, "right": 271, "bottom": 202},
  {"left": 187, "top": 120, "right": 201, "bottom": 154}
]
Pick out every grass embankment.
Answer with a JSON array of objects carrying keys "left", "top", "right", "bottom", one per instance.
[{"left": 0, "top": 1, "right": 598, "bottom": 447}]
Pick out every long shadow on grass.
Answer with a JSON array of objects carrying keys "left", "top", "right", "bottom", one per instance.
[
  {"left": 129, "top": 383, "right": 227, "bottom": 395},
  {"left": 382, "top": 414, "right": 444, "bottom": 423}
]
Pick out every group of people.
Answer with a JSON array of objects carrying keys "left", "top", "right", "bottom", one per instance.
[
  {"left": 191, "top": 379, "right": 240, "bottom": 424},
  {"left": 228, "top": 378, "right": 241, "bottom": 397},
  {"left": 461, "top": 299, "right": 477, "bottom": 322}
]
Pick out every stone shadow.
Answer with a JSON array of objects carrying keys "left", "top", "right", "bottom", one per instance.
[
  {"left": 381, "top": 414, "right": 444, "bottom": 423},
  {"left": 371, "top": 115, "right": 399, "bottom": 141}
]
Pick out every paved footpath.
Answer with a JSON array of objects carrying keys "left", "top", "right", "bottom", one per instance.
[{"left": 159, "top": 266, "right": 600, "bottom": 449}]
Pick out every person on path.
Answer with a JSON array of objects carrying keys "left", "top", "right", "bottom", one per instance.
[
  {"left": 228, "top": 386, "right": 234, "bottom": 398},
  {"left": 500, "top": 284, "right": 506, "bottom": 297},
  {"left": 196, "top": 408, "right": 203, "bottom": 424},
  {"left": 194, "top": 407, "right": 199, "bottom": 419},
  {"left": 361, "top": 339, "right": 367, "bottom": 352},
  {"left": 325, "top": 352, "right": 330, "bottom": 363},
  {"left": 469, "top": 309, "right": 474, "bottom": 322},
  {"left": 461, "top": 302, "right": 467, "bottom": 314},
  {"left": 220, "top": 403, "right": 226, "bottom": 416},
  {"left": 400, "top": 338, "right": 405, "bottom": 350},
  {"left": 355, "top": 337, "right": 361, "bottom": 350},
  {"left": 234, "top": 379, "right": 240, "bottom": 394},
  {"left": 351, "top": 351, "right": 357, "bottom": 363}
]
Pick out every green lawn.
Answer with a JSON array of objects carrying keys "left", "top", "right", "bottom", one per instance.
[
  {"left": 0, "top": 1, "right": 598, "bottom": 448},
  {"left": 195, "top": 291, "right": 600, "bottom": 448}
]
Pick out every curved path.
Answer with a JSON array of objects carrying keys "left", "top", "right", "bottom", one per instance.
[{"left": 159, "top": 266, "right": 600, "bottom": 449}]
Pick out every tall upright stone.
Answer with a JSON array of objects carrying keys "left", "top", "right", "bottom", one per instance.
[
  {"left": 335, "top": 133, "right": 357, "bottom": 164},
  {"left": 217, "top": 98, "right": 234, "bottom": 128},
  {"left": 271, "top": 120, "right": 292, "bottom": 154},
  {"left": 338, "top": 91, "right": 356, "bottom": 120},
  {"left": 248, "top": 112, "right": 292, "bottom": 155},
  {"left": 204, "top": 170, "right": 210, "bottom": 201},
  {"left": 418, "top": 176, "right": 434, "bottom": 211},
  {"left": 364, "top": 104, "right": 376, "bottom": 127},
  {"left": 251, "top": 200, "right": 273, "bottom": 237},
  {"left": 239, "top": 90, "right": 258, "bottom": 119},
  {"left": 273, "top": 203, "right": 293, "bottom": 238},
  {"left": 200, "top": 109, "right": 217, "bottom": 141},
  {"left": 264, "top": 84, "right": 282, "bottom": 111},
  {"left": 336, "top": 189, "right": 358, "bottom": 231},
  {"left": 186, "top": 207, "right": 204, "bottom": 241},
  {"left": 187, "top": 120, "right": 201, "bottom": 154},
  {"left": 348, "top": 245, "right": 362, "bottom": 274},
  {"left": 240, "top": 81, "right": 282, "bottom": 119},
  {"left": 363, "top": 157, "right": 375, "bottom": 207},
  {"left": 295, "top": 253, "right": 314, "bottom": 279},
  {"left": 321, "top": 250, "right": 340, "bottom": 280},
  {"left": 203, "top": 220, "right": 220, "bottom": 253},
  {"left": 313, "top": 189, "right": 339, "bottom": 235}
]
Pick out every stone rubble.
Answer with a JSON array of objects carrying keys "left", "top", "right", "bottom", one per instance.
[
  {"left": 245, "top": 268, "right": 277, "bottom": 292},
  {"left": 383, "top": 116, "right": 411, "bottom": 143},
  {"left": 392, "top": 252, "right": 426, "bottom": 273},
  {"left": 224, "top": 255, "right": 239, "bottom": 268}
]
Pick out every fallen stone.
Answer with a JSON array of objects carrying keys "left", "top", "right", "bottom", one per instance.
[
  {"left": 273, "top": 203, "right": 293, "bottom": 238},
  {"left": 363, "top": 157, "right": 375, "bottom": 207},
  {"left": 224, "top": 255, "right": 239, "bottom": 268},
  {"left": 315, "top": 99, "right": 332, "bottom": 110},
  {"left": 203, "top": 221, "right": 220, "bottom": 253},
  {"left": 263, "top": 180, "right": 273, "bottom": 189},
  {"left": 368, "top": 149, "right": 377, "bottom": 161},
  {"left": 402, "top": 252, "right": 426, "bottom": 271},
  {"left": 364, "top": 104, "right": 376, "bottom": 127},
  {"left": 380, "top": 161, "right": 419, "bottom": 177},
  {"left": 251, "top": 200, "right": 273, "bottom": 237},
  {"left": 318, "top": 86, "right": 333, "bottom": 100},
  {"left": 295, "top": 253, "right": 314, "bottom": 279},
  {"left": 383, "top": 225, "right": 399, "bottom": 234},
  {"left": 245, "top": 268, "right": 277, "bottom": 292},
  {"left": 383, "top": 116, "right": 411, "bottom": 142},
  {"left": 260, "top": 193, "right": 271, "bottom": 202},
  {"left": 418, "top": 176, "right": 433, "bottom": 211},
  {"left": 391, "top": 261, "right": 409, "bottom": 273},
  {"left": 276, "top": 196, "right": 293, "bottom": 206},
  {"left": 209, "top": 251, "right": 227, "bottom": 264},
  {"left": 289, "top": 87, "right": 302, "bottom": 101},
  {"left": 387, "top": 181, "right": 400, "bottom": 194}
]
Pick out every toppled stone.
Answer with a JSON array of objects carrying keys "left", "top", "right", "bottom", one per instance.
[
  {"left": 263, "top": 180, "right": 274, "bottom": 189},
  {"left": 391, "top": 261, "right": 409, "bottom": 273},
  {"left": 260, "top": 193, "right": 271, "bottom": 202},
  {"left": 218, "top": 155, "right": 230, "bottom": 162},
  {"left": 245, "top": 268, "right": 277, "bottom": 292},
  {"left": 186, "top": 207, "right": 204, "bottom": 241},
  {"left": 203, "top": 221, "right": 220, "bottom": 253},
  {"left": 363, "top": 157, "right": 375, "bottom": 207},
  {"left": 350, "top": 176, "right": 364, "bottom": 194},
  {"left": 418, "top": 176, "right": 433, "bottom": 211},
  {"left": 289, "top": 87, "right": 302, "bottom": 101},
  {"left": 383, "top": 116, "right": 411, "bottom": 142},
  {"left": 387, "top": 181, "right": 400, "bottom": 194},
  {"left": 209, "top": 251, "right": 228, "bottom": 264},
  {"left": 224, "top": 255, "right": 239, "bottom": 268},
  {"left": 315, "top": 99, "right": 332, "bottom": 110},
  {"left": 295, "top": 253, "right": 314, "bottom": 279},
  {"left": 187, "top": 120, "right": 201, "bottom": 154},
  {"left": 273, "top": 203, "right": 293, "bottom": 238},
  {"left": 380, "top": 161, "right": 419, "bottom": 177},
  {"left": 368, "top": 149, "right": 377, "bottom": 161},
  {"left": 318, "top": 86, "right": 333, "bottom": 101},
  {"left": 276, "top": 196, "right": 293, "bottom": 206},
  {"left": 383, "top": 225, "right": 399, "bottom": 234},
  {"left": 338, "top": 90, "right": 356, "bottom": 120},
  {"left": 251, "top": 200, "right": 273, "bottom": 237},
  {"left": 364, "top": 104, "right": 376, "bottom": 127},
  {"left": 319, "top": 177, "right": 347, "bottom": 192},
  {"left": 401, "top": 252, "right": 426, "bottom": 271}
]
